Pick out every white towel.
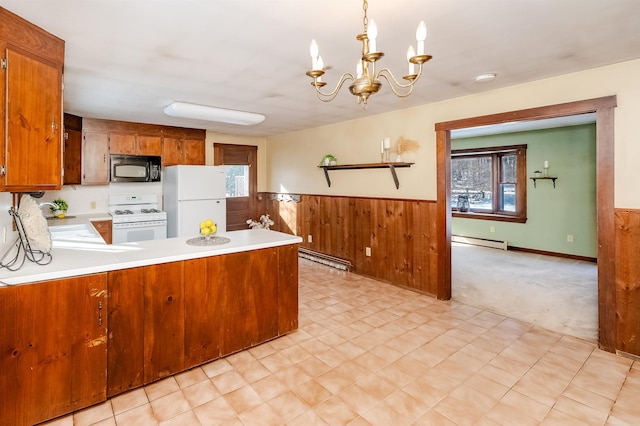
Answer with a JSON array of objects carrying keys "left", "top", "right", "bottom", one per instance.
[{"left": 18, "top": 195, "right": 52, "bottom": 253}]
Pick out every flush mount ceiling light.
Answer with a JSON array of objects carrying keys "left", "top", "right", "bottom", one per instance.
[
  {"left": 163, "top": 101, "right": 265, "bottom": 126},
  {"left": 306, "top": 0, "right": 432, "bottom": 108},
  {"left": 474, "top": 73, "right": 497, "bottom": 83}
]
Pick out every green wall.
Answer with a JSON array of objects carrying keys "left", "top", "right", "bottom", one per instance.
[{"left": 452, "top": 124, "right": 597, "bottom": 258}]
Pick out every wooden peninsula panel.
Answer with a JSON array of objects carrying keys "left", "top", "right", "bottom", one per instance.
[
  {"left": 143, "top": 262, "right": 185, "bottom": 383},
  {"left": 615, "top": 209, "right": 640, "bottom": 355},
  {"left": 107, "top": 267, "right": 145, "bottom": 396},
  {"left": 0, "top": 274, "right": 107, "bottom": 426},
  {"left": 107, "top": 245, "right": 299, "bottom": 399},
  {"left": 219, "top": 248, "right": 279, "bottom": 355},
  {"left": 184, "top": 256, "right": 222, "bottom": 366}
]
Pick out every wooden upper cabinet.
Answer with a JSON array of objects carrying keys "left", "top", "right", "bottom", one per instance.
[
  {"left": 0, "top": 8, "right": 65, "bottom": 192},
  {"left": 108, "top": 133, "right": 137, "bottom": 155},
  {"left": 162, "top": 137, "right": 183, "bottom": 168},
  {"left": 3, "top": 47, "right": 63, "bottom": 191},
  {"left": 184, "top": 138, "right": 205, "bottom": 165},
  {"left": 64, "top": 128, "right": 82, "bottom": 185},
  {"left": 110, "top": 133, "right": 161, "bottom": 156},
  {"left": 137, "top": 135, "right": 162, "bottom": 156},
  {"left": 162, "top": 137, "right": 205, "bottom": 168},
  {"left": 82, "top": 131, "right": 110, "bottom": 185}
]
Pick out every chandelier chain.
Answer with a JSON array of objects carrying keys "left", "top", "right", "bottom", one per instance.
[{"left": 362, "top": 0, "right": 368, "bottom": 33}]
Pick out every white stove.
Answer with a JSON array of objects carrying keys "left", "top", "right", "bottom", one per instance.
[{"left": 108, "top": 194, "right": 167, "bottom": 243}]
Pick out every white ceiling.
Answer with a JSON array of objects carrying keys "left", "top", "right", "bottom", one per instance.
[{"left": 3, "top": 1, "right": 640, "bottom": 137}]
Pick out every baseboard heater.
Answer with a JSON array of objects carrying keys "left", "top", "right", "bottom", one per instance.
[
  {"left": 452, "top": 235, "right": 508, "bottom": 250},
  {"left": 298, "top": 247, "right": 353, "bottom": 271}
]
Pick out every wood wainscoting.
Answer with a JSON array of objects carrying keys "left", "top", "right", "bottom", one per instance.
[
  {"left": 615, "top": 208, "right": 640, "bottom": 356},
  {"left": 259, "top": 194, "right": 440, "bottom": 296}
]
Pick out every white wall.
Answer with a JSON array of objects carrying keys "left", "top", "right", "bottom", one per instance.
[{"left": 266, "top": 58, "right": 640, "bottom": 209}]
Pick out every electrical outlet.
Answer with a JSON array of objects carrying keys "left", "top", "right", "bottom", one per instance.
[
  {"left": 90, "top": 201, "right": 97, "bottom": 210},
  {"left": 365, "top": 247, "right": 371, "bottom": 257},
  {"left": 490, "top": 226, "right": 495, "bottom": 233},
  {"left": 307, "top": 234, "right": 312, "bottom": 243},
  {"left": 567, "top": 234, "right": 574, "bottom": 242}
]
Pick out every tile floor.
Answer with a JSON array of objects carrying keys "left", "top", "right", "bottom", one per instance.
[{"left": 44, "top": 259, "right": 639, "bottom": 425}]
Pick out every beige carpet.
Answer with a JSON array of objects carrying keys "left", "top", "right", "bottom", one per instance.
[{"left": 451, "top": 242, "right": 598, "bottom": 342}]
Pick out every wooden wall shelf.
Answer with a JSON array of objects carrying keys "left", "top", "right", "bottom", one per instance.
[
  {"left": 530, "top": 176, "right": 558, "bottom": 188},
  {"left": 318, "top": 162, "right": 414, "bottom": 189}
]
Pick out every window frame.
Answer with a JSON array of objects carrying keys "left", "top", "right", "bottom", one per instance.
[{"left": 451, "top": 144, "right": 527, "bottom": 223}]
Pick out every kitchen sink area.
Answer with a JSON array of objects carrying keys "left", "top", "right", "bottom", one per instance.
[{"left": 48, "top": 223, "right": 94, "bottom": 239}]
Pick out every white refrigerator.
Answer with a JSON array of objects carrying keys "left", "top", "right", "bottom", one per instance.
[{"left": 163, "top": 165, "right": 227, "bottom": 238}]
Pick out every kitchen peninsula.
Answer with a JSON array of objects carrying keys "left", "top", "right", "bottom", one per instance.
[{"left": 0, "top": 226, "right": 301, "bottom": 425}]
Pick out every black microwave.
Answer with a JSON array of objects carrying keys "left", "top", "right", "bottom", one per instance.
[{"left": 110, "top": 155, "right": 161, "bottom": 183}]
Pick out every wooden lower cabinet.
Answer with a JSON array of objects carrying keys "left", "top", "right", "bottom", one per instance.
[
  {"left": 107, "top": 262, "right": 185, "bottom": 396},
  {"left": 91, "top": 219, "right": 112, "bottom": 244},
  {"left": 108, "top": 245, "right": 299, "bottom": 397},
  {"left": 0, "top": 244, "right": 298, "bottom": 423},
  {"left": 0, "top": 274, "right": 107, "bottom": 426}
]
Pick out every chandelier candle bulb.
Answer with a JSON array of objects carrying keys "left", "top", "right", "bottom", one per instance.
[
  {"left": 368, "top": 19, "right": 378, "bottom": 52},
  {"left": 407, "top": 46, "right": 416, "bottom": 75},
  {"left": 416, "top": 21, "right": 427, "bottom": 55},
  {"left": 310, "top": 39, "right": 319, "bottom": 70}
]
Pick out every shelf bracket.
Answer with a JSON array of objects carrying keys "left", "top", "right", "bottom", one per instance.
[
  {"left": 389, "top": 165, "right": 400, "bottom": 189},
  {"left": 322, "top": 167, "right": 331, "bottom": 187}
]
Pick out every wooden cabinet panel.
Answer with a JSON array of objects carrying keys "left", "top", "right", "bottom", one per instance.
[
  {"left": 64, "top": 128, "right": 82, "bottom": 185},
  {"left": 108, "top": 248, "right": 297, "bottom": 395},
  {"left": 0, "top": 274, "right": 107, "bottom": 426},
  {"left": 219, "top": 248, "right": 279, "bottom": 355},
  {"left": 162, "top": 137, "right": 205, "bottom": 168},
  {"left": 137, "top": 135, "right": 162, "bottom": 156},
  {"left": 162, "top": 137, "right": 183, "bottom": 168},
  {"left": 107, "top": 267, "right": 145, "bottom": 396},
  {"left": 107, "top": 262, "right": 185, "bottom": 394},
  {"left": 4, "top": 47, "right": 62, "bottom": 191},
  {"left": 278, "top": 244, "right": 299, "bottom": 334},
  {"left": 91, "top": 219, "right": 112, "bottom": 244},
  {"left": 184, "top": 257, "right": 222, "bottom": 366},
  {"left": 82, "top": 131, "right": 110, "bottom": 185},
  {"left": 184, "top": 139, "right": 205, "bottom": 165},
  {"left": 109, "top": 132, "right": 137, "bottom": 155},
  {"left": 143, "top": 262, "right": 185, "bottom": 382},
  {"left": 110, "top": 133, "right": 161, "bottom": 156}
]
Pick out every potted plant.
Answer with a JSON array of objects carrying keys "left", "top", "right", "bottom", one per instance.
[
  {"left": 533, "top": 170, "right": 542, "bottom": 177},
  {"left": 319, "top": 154, "right": 337, "bottom": 166},
  {"left": 50, "top": 198, "right": 68, "bottom": 218}
]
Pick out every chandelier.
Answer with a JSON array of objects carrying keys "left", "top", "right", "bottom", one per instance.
[{"left": 306, "top": 0, "right": 432, "bottom": 107}]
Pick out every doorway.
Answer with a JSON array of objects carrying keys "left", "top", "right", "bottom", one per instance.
[
  {"left": 213, "top": 143, "right": 258, "bottom": 231},
  {"left": 434, "top": 96, "right": 617, "bottom": 351}
]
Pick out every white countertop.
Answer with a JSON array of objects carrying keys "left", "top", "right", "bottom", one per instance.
[{"left": 0, "top": 214, "right": 302, "bottom": 286}]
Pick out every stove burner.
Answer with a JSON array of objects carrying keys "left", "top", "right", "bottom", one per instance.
[
  {"left": 114, "top": 209, "right": 134, "bottom": 215},
  {"left": 141, "top": 208, "right": 160, "bottom": 213}
]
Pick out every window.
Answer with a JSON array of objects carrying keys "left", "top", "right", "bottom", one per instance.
[
  {"left": 224, "top": 165, "right": 249, "bottom": 198},
  {"left": 451, "top": 144, "right": 527, "bottom": 222}
]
